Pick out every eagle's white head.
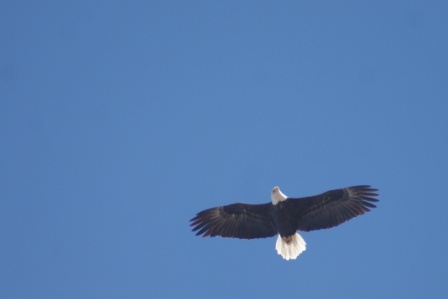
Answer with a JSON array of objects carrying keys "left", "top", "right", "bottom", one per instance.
[{"left": 271, "top": 186, "right": 287, "bottom": 205}]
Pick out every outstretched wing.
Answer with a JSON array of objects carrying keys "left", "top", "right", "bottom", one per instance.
[
  {"left": 286, "top": 185, "right": 379, "bottom": 232},
  {"left": 190, "top": 203, "right": 277, "bottom": 239}
]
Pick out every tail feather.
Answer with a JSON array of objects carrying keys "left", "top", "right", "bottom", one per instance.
[{"left": 275, "top": 233, "right": 306, "bottom": 260}]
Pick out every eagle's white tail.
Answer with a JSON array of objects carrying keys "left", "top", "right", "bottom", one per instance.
[{"left": 275, "top": 233, "right": 306, "bottom": 260}]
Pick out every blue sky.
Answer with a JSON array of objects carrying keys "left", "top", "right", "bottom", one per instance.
[{"left": 1, "top": 1, "right": 448, "bottom": 298}]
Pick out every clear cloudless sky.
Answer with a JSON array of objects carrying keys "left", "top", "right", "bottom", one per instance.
[{"left": 1, "top": 1, "right": 448, "bottom": 298}]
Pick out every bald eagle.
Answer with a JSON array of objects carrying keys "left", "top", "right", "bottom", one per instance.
[{"left": 190, "top": 185, "right": 378, "bottom": 260}]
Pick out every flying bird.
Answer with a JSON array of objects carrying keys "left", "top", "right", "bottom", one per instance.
[{"left": 190, "top": 185, "right": 379, "bottom": 260}]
